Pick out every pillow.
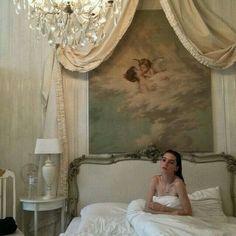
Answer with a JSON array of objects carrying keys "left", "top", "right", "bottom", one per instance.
[
  {"left": 188, "top": 186, "right": 228, "bottom": 223},
  {"left": 77, "top": 202, "right": 135, "bottom": 236},
  {"left": 80, "top": 202, "right": 128, "bottom": 218}
]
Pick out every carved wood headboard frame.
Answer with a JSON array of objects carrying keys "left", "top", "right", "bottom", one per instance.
[{"left": 67, "top": 145, "right": 236, "bottom": 221}]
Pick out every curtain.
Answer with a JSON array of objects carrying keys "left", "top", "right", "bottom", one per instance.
[
  {"left": 43, "top": 0, "right": 139, "bottom": 196},
  {"left": 160, "top": 0, "right": 236, "bottom": 69},
  {"left": 57, "top": 0, "right": 139, "bottom": 72},
  {"left": 41, "top": 50, "right": 68, "bottom": 196}
]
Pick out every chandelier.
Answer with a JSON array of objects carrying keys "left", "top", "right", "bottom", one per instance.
[{"left": 13, "top": 0, "right": 122, "bottom": 48}]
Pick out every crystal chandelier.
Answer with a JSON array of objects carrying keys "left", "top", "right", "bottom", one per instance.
[{"left": 13, "top": 0, "right": 122, "bottom": 47}]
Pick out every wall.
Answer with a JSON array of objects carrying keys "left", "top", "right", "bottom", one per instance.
[
  {"left": 0, "top": 0, "right": 49, "bottom": 231},
  {"left": 0, "top": 0, "right": 236, "bottom": 235},
  {"left": 74, "top": 0, "right": 236, "bottom": 156}
]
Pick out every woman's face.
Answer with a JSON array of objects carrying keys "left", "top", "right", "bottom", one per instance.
[{"left": 160, "top": 152, "right": 178, "bottom": 174}]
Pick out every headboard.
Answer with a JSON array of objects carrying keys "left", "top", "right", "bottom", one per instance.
[{"left": 67, "top": 146, "right": 236, "bottom": 221}]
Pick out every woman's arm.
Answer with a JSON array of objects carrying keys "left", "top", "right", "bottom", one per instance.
[
  {"left": 145, "top": 179, "right": 192, "bottom": 216},
  {"left": 174, "top": 180, "right": 192, "bottom": 216},
  {"left": 145, "top": 200, "right": 180, "bottom": 215},
  {"left": 145, "top": 176, "right": 158, "bottom": 211},
  {"left": 145, "top": 176, "right": 172, "bottom": 214}
]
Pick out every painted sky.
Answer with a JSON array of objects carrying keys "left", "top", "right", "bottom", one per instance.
[{"left": 89, "top": 10, "right": 212, "bottom": 153}]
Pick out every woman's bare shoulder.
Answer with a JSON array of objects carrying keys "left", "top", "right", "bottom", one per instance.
[
  {"left": 151, "top": 175, "right": 161, "bottom": 183},
  {"left": 174, "top": 178, "right": 186, "bottom": 189}
]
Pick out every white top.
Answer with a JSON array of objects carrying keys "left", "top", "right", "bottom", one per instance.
[{"left": 152, "top": 195, "right": 181, "bottom": 208}]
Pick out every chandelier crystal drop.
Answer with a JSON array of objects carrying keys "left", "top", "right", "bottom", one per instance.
[{"left": 13, "top": 0, "right": 122, "bottom": 48}]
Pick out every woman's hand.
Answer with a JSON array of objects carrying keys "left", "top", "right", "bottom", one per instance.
[
  {"left": 144, "top": 204, "right": 159, "bottom": 214},
  {"left": 147, "top": 202, "right": 154, "bottom": 209},
  {"left": 146, "top": 201, "right": 185, "bottom": 215},
  {"left": 147, "top": 201, "right": 164, "bottom": 211}
]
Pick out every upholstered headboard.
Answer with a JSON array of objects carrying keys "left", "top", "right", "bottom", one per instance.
[{"left": 67, "top": 146, "right": 236, "bottom": 221}]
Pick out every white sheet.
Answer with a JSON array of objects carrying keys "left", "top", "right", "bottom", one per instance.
[
  {"left": 61, "top": 204, "right": 137, "bottom": 236},
  {"left": 62, "top": 210, "right": 236, "bottom": 236},
  {"left": 59, "top": 217, "right": 81, "bottom": 236},
  {"left": 74, "top": 215, "right": 137, "bottom": 236},
  {"left": 127, "top": 199, "right": 236, "bottom": 236},
  {"left": 152, "top": 195, "right": 181, "bottom": 208}
]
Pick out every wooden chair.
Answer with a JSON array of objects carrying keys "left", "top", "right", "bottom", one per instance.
[{"left": 0, "top": 169, "right": 24, "bottom": 235}]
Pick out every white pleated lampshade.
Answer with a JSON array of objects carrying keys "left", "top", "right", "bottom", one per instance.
[{"left": 34, "top": 138, "right": 62, "bottom": 154}]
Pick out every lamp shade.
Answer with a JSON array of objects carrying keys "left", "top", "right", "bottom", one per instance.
[{"left": 34, "top": 138, "right": 62, "bottom": 154}]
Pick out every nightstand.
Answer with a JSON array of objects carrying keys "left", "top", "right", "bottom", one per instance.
[{"left": 20, "top": 196, "right": 66, "bottom": 236}]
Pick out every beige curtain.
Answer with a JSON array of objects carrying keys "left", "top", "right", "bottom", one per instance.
[
  {"left": 41, "top": 50, "right": 68, "bottom": 196},
  {"left": 57, "top": 0, "right": 139, "bottom": 72},
  {"left": 160, "top": 0, "right": 236, "bottom": 69},
  {"left": 43, "top": 0, "right": 139, "bottom": 196}
]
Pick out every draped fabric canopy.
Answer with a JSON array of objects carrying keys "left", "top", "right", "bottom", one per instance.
[
  {"left": 44, "top": 0, "right": 236, "bottom": 197},
  {"left": 57, "top": 0, "right": 139, "bottom": 72},
  {"left": 160, "top": 0, "right": 236, "bottom": 69},
  {"left": 43, "top": 0, "right": 139, "bottom": 196}
]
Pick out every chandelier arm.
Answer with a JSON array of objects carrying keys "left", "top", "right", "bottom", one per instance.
[{"left": 13, "top": 0, "right": 122, "bottom": 47}]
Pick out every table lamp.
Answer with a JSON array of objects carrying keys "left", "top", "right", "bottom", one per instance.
[{"left": 34, "top": 138, "right": 62, "bottom": 199}]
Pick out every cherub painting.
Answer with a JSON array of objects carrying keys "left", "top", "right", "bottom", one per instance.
[
  {"left": 89, "top": 10, "right": 212, "bottom": 153},
  {"left": 135, "top": 58, "right": 157, "bottom": 79},
  {"left": 124, "top": 58, "right": 169, "bottom": 93}
]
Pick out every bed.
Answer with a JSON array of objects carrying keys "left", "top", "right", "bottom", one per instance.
[{"left": 60, "top": 146, "right": 236, "bottom": 236}]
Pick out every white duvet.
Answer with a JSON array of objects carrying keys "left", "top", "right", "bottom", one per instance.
[
  {"left": 62, "top": 196, "right": 236, "bottom": 236},
  {"left": 64, "top": 203, "right": 137, "bottom": 236},
  {"left": 127, "top": 198, "right": 236, "bottom": 236}
]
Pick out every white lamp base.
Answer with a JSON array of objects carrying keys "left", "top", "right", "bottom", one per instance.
[{"left": 42, "top": 158, "right": 56, "bottom": 199}]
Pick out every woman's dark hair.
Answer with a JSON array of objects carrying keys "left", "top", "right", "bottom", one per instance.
[{"left": 162, "top": 149, "right": 185, "bottom": 182}]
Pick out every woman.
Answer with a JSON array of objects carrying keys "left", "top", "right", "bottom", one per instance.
[{"left": 145, "top": 149, "right": 192, "bottom": 216}]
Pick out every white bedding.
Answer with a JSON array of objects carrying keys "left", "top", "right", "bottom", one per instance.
[
  {"left": 60, "top": 203, "right": 137, "bottom": 236},
  {"left": 60, "top": 217, "right": 81, "bottom": 236},
  {"left": 62, "top": 200, "right": 236, "bottom": 236},
  {"left": 127, "top": 198, "right": 236, "bottom": 236},
  {"left": 62, "top": 185, "right": 236, "bottom": 236},
  {"left": 62, "top": 212, "right": 236, "bottom": 236}
]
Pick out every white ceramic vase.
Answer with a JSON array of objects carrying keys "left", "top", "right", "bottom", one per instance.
[{"left": 42, "top": 158, "right": 56, "bottom": 199}]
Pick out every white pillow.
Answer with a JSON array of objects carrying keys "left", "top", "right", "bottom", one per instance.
[
  {"left": 188, "top": 186, "right": 227, "bottom": 223},
  {"left": 77, "top": 202, "right": 135, "bottom": 236},
  {"left": 80, "top": 202, "right": 128, "bottom": 218}
]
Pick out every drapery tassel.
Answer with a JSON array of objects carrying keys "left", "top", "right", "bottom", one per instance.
[{"left": 53, "top": 54, "right": 69, "bottom": 197}]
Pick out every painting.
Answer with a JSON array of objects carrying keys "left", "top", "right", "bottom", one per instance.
[{"left": 89, "top": 10, "right": 213, "bottom": 153}]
